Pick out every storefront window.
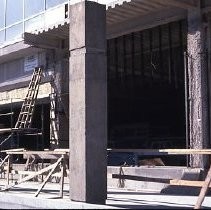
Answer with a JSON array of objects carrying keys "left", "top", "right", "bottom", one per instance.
[
  {"left": 6, "top": 0, "right": 23, "bottom": 26},
  {"left": 24, "top": 0, "right": 44, "bottom": 18}
]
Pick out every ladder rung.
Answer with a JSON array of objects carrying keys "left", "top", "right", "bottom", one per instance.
[
  {"left": 14, "top": 67, "right": 42, "bottom": 129},
  {"left": 20, "top": 112, "right": 32, "bottom": 115},
  {"left": 23, "top": 104, "right": 34, "bottom": 107}
]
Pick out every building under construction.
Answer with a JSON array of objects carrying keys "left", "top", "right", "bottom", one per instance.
[{"left": 0, "top": 0, "right": 211, "bottom": 206}]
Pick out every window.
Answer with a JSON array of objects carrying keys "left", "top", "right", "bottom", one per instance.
[
  {"left": 46, "top": 0, "right": 67, "bottom": 9},
  {"left": 5, "top": 59, "right": 23, "bottom": 80},
  {"left": 0, "top": 0, "right": 5, "bottom": 28},
  {"left": 0, "top": 30, "right": 5, "bottom": 44},
  {"left": 6, "top": 23, "right": 23, "bottom": 42},
  {"left": 6, "top": 0, "right": 23, "bottom": 26},
  {"left": 25, "top": 14, "right": 44, "bottom": 32},
  {"left": 24, "top": 0, "right": 44, "bottom": 18}
]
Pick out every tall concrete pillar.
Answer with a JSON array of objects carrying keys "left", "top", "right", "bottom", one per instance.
[
  {"left": 208, "top": 14, "right": 211, "bottom": 150},
  {"left": 69, "top": 1, "right": 107, "bottom": 204},
  {"left": 187, "top": 6, "right": 209, "bottom": 168}
]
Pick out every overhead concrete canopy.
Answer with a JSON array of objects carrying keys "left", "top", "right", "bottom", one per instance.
[{"left": 3, "top": 0, "right": 211, "bottom": 55}]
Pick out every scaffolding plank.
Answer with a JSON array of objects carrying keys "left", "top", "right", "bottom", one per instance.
[
  {"left": 170, "top": 179, "right": 211, "bottom": 188},
  {"left": 108, "top": 148, "right": 211, "bottom": 155}
]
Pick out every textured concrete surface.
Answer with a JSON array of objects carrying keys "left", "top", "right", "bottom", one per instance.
[
  {"left": 69, "top": 1, "right": 107, "bottom": 204},
  {"left": 187, "top": 6, "right": 209, "bottom": 168},
  {"left": 0, "top": 181, "right": 211, "bottom": 209}
]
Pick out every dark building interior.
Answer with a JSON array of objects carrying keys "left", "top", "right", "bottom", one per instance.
[{"left": 107, "top": 20, "right": 187, "bottom": 165}]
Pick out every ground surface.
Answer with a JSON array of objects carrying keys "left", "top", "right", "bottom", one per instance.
[{"left": 0, "top": 179, "right": 210, "bottom": 209}]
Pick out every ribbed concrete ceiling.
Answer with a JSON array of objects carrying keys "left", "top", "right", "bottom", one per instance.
[
  {"left": 106, "top": 0, "right": 197, "bottom": 25},
  {"left": 23, "top": 0, "right": 198, "bottom": 47}
]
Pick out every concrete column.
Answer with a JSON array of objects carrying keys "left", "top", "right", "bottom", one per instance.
[
  {"left": 69, "top": 1, "right": 107, "bottom": 204},
  {"left": 187, "top": 7, "right": 209, "bottom": 168},
  {"left": 208, "top": 14, "right": 211, "bottom": 150}
]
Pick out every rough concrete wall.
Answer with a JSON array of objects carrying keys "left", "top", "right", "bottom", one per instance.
[
  {"left": 188, "top": 8, "right": 209, "bottom": 168},
  {"left": 0, "top": 83, "right": 51, "bottom": 105}
]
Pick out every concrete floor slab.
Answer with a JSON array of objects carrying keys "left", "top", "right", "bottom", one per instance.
[{"left": 0, "top": 180, "right": 210, "bottom": 209}]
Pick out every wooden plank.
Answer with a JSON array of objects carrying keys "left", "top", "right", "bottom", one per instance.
[
  {"left": 0, "top": 128, "right": 39, "bottom": 134},
  {"left": 1, "top": 158, "right": 62, "bottom": 191},
  {"left": 6, "top": 155, "right": 10, "bottom": 187},
  {"left": 1, "top": 148, "right": 25, "bottom": 153},
  {"left": 59, "top": 155, "right": 66, "bottom": 198},
  {"left": 23, "top": 154, "right": 69, "bottom": 160},
  {"left": 54, "top": 149, "right": 69, "bottom": 152},
  {"left": 0, "top": 155, "right": 9, "bottom": 169},
  {"left": 108, "top": 148, "right": 211, "bottom": 155},
  {"left": 170, "top": 179, "right": 211, "bottom": 188},
  {"left": 195, "top": 165, "right": 211, "bottom": 209},
  {"left": 34, "top": 157, "right": 62, "bottom": 197},
  {"left": 11, "top": 170, "right": 48, "bottom": 176},
  {"left": 0, "top": 112, "right": 14, "bottom": 117},
  {"left": 6, "top": 151, "right": 69, "bottom": 155}
]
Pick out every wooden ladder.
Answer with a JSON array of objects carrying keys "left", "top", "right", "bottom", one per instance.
[{"left": 15, "top": 67, "right": 43, "bottom": 129}]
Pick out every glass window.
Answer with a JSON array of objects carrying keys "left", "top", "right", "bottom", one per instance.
[
  {"left": 24, "top": 0, "right": 44, "bottom": 18},
  {"left": 0, "top": 30, "right": 5, "bottom": 44},
  {"left": 25, "top": 14, "right": 44, "bottom": 32},
  {"left": 6, "top": 23, "right": 23, "bottom": 42},
  {"left": 46, "top": 0, "right": 67, "bottom": 9},
  {"left": 6, "top": 0, "right": 23, "bottom": 26},
  {"left": 5, "top": 59, "right": 23, "bottom": 80},
  {"left": 0, "top": 0, "right": 5, "bottom": 28},
  {"left": 0, "top": 63, "right": 5, "bottom": 83}
]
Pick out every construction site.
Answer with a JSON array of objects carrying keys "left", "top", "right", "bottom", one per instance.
[{"left": 0, "top": 0, "right": 211, "bottom": 209}]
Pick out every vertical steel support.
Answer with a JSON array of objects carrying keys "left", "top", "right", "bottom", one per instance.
[
  {"left": 41, "top": 104, "right": 44, "bottom": 150},
  {"left": 168, "top": 23, "right": 173, "bottom": 85},
  {"left": 158, "top": 25, "right": 163, "bottom": 84},
  {"left": 149, "top": 29, "right": 153, "bottom": 84},
  {"left": 131, "top": 32, "right": 135, "bottom": 78},
  {"left": 140, "top": 32, "right": 144, "bottom": 82},
  {"left": 115, "top": 38, "right": 118, "bottom": 80},
  {"left": 123, "top": 35, "right": 127, "bottom": 81},
  {"left": 107, "top": 40, "right": 110, "bottom": 81},
  {"left": 6, "top": 155, "right": 10, "bottom": 187}
]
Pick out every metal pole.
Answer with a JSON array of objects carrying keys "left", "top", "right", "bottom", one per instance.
[
  {"left": 158, "top": 25, "right": 163, "bottom": 84},
  {"left": 123, "top": 35, "right": 127, "bottom": 81},
  {"left": 10, "top": 98, "right": 13, "bottom": 129},
  {"left": 168, "top": 23, "right": 173, "bottom": 85},
  {"left": 149, "top": 29, "right": 153, "bottom": 85},
  {"left": 184, "top": 51, "right": 189, "bottom": 167},
  {"left": 107, "top": 40, "right": 110, "bottom": 81},
  {"left": 115, "top": 38, "right": 118, "bottom": 81},
  {"left": 131, "top": 32, "right": 135, "bottom": 78},
  {"left": 41, "top": 104, "right": 44, "bottom": 150},
  {"left": 140, "top": 31, "right": 144, "bottom": 83}
]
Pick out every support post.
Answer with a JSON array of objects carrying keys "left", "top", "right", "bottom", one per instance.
[
  {"left": 69, "top": 1, "right": 107, "bottom": 204},
  {"left": 187, "top": 6, "right": 209, "bottom": 168}
]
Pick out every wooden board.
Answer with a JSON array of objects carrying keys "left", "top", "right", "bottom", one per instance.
[
  {"left": 170, "top": 179, "right": 211, "bottom": 188},
  {"left": 6, "top": 150, "right": 69, "bottom": 155},
  {"left": 23, "top": 154, "right": 69, "bottom": 160},
  {"left": 0, "top": 128, "right": 40, "bottom": 134},
  {"left": 108, "top": 148, "right": 211, "bottom": 155}
]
